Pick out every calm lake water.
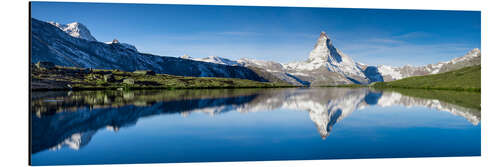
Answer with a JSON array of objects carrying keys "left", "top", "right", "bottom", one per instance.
[{"left": 30, "top": 88, "right": 481, "bottom": 165}]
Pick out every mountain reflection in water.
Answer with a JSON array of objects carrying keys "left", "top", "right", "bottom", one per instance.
[{"left": 31, "top": 88, "right": 480, "bottom": 154}]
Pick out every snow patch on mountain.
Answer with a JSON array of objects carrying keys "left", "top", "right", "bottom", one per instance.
[
  {"left": 377, "top": 65, "right": 403, "bottom": 80},
  {"left": 448, "top": 48, "right": 481, "bottom": 64},
  {"left": 49, "top": 21, "right": 97, "bottom": 41},
  {"left": 237, "top": 58, "right": 285, "bottom": 71},
  {"left": 193, "top": 56, "right": 240, "bottom": 66},
  {"left": 105, "top": 39, "right": 138, "bottom": 52}
]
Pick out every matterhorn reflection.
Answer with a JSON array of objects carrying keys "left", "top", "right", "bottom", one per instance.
[{"left": 31, "top": 88, "right": 480, "bottom": 153}]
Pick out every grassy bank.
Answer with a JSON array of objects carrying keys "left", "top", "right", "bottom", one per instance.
[{"left": 31, "top": 65, "right": 296, "bottom": 91}]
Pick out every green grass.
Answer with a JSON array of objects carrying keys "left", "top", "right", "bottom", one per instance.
[
  {"left": 31, "top": 65, "right": 296, "bottom": 90},
  {"left": 372, "top": 65, "right": 480, "bottom": 91}
]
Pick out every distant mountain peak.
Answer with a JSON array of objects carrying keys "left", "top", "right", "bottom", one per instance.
[
  {"left": 447, "top": 48, "right": 481, "bottom": 65},
  {"left": 468, "top": 48, "right": 481, "bottom": 56},
  {"left": 104, "top": 38, "right": 138, "bottom": 52},
  {"left": 180, "top": 54, "right": 192, "bottom": 59},
  {"left": 49, "top": 21, "right": 97, "bottom": 41}
]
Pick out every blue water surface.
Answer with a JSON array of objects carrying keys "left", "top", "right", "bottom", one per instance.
[{"left": 30, "top": 88, "right": 481, "bottom": 165}]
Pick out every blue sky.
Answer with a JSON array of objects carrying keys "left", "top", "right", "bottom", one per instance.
[{"left": 31, "top": 2, "right": 480, "bottom": 66}]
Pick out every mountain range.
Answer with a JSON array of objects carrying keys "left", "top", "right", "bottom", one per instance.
[
  {"left": 187, "top": 32, "right": 480, "bottom": 86},
  {"left": 31, "top": 18, "right": 481, "bottom": 86}
]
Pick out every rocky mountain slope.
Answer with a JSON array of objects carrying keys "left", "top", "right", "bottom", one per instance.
[{"left": 31, "top": 18, "right": 266, "bottom": 82}]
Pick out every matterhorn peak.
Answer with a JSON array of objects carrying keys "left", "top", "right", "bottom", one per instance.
[
  {"left": 50, "top": 21, "right": 97, "bottom": 41},
  {"left": 308, "top": 31, "right": 341, "bottom": 63},
  {"left": 319, "top": 31, "right": 328, "bottom": 38}
]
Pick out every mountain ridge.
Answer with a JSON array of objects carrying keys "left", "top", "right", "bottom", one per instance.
[
  {"left": 189, "top": 33, "right": 480, "bottom": 85},
  {"left": 186, "top": 32, "right": 480, "bottom": 85}
]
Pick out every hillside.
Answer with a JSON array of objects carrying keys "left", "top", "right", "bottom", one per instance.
[
  {"left": 31, "top": 63, "right": 294, "bottom": 91},
  {"left": 372, "top": 65, "right": 481, "bottom": 91}
]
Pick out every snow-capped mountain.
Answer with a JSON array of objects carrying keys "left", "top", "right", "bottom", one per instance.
[
  {"left": 282, "top": 32, "right": 370, "bottom": 85},
  {"left": 49, "top": 21, "right": 97, "bottom": 41},
  {"left": 32, "top": 18, "right": 266, "bottom": 82},
  {"left": 284, "top": 32, "right": 366, "bottom": 77}
]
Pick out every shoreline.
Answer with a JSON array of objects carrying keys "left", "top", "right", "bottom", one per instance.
[
  {"left": 328, "top": 84, "right": 481, "bottom": 92},
  {"left": 30, "top": 85, "right": 304, "bottom": 91},
  {"left": 31, "top": 84, "right": 479, "bottom": 92}
]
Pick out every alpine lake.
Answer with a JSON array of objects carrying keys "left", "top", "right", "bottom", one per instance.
[{"left": 30, "top": 87, "right": 481, "bottom": 165}]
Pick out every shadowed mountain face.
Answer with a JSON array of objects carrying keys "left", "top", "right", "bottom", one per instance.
[
  {"left": 31, "top": 88, "right": 480, "bottom": 153},
  {"left": 30, "top": 18, "right": 267, "bottom": 82}
]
